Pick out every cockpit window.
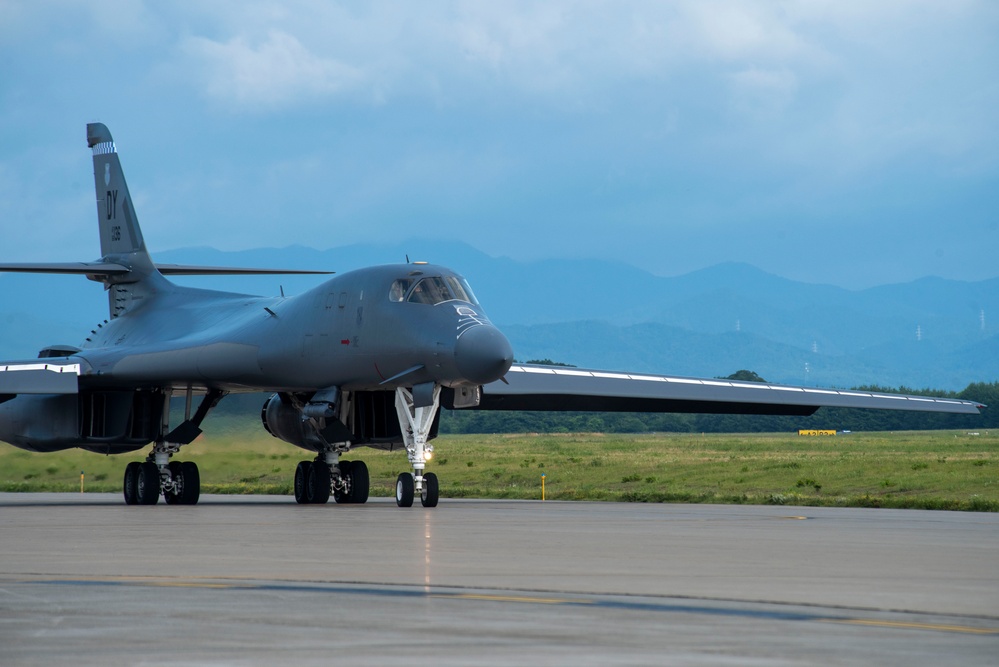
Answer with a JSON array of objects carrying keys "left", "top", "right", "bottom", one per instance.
[
  {"left": 446, "top": 276, "right": 478, "bottom": 305},
  {"left": 407, "top": 277, "right": 452, "bottom": 305},
  {"left": 391, "top": 274, "right": 481, "bottom": 305},
  {"left": 388, "top": 279, "right": 413, "bottom": 302}
]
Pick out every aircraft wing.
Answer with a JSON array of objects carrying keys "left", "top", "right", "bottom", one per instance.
[
  {"left": 475, "top": 365, "right": 984, "bottom": 416},
  {"left": 0, "top": 361, "right": 81, "bottom": 403}
]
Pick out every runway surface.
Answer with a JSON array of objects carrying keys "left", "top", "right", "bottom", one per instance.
[{"left": 1, "top": 493, "right": 997, "bottom": 665}]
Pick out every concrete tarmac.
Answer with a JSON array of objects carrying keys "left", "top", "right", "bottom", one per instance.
[{"left": 1, "top": 493, "right": 997, "bottom": 665}]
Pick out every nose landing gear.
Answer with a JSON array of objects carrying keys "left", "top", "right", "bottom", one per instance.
[{"left": 394, "top": 384, "right": 441, "bottom": 508}]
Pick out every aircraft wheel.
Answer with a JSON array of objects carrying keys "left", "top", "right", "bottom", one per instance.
[
  {"left": 421, "top": 472, "right": 439, "bottom": 508},
  {"left": 349, "top": 460, "right": 369, "bottom": 504},
  {"left": 180, "top": 461, "right": 200, "bottom": 505},
  {"left": 307, "top": 462, "right": 331, "bottom": 504},
  {"left": 136, "top": 461, "right": 160, "bottom": 505},
  {"left": 334, "top": 460, "right": 353, "bottom": 504},
  {"left": 396, "top": 473, "right": 414, "bottom": 508},
  {"left": 164, "top": 461, "right": 183, "bottom": 505},
  {"left": 294, "top": 461, "right": 312, "bottom": 504},
  {"left": 123, "top": 462, "right": 140, "bottom": 505}
]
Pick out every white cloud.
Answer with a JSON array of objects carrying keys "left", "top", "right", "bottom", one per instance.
[
  {"left": 179, "top": 30, "right": 363, "bottom": 110},
  {"left": 159, "top": 2, "right": 828, "bottom": 107},
  {"left": 673, "top": 1, "right": 815, "bottom": 63},
  {"left": 1, "top": 0, "right": 996, "bottom": 285}
]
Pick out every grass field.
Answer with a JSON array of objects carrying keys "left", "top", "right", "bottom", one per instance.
[{"left": 1, "top": 420, "right": 996, "bottom": 511}]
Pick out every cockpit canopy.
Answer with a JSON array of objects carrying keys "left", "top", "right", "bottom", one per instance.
[{"left": 389, "top": 275, "right": 479, "bottom": 306}]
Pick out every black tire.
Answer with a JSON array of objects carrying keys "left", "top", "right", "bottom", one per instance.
[
  {"left": 180, "top": 461, "right": 200, "bottom": 505},
  {"left": 421, "top": 472, "right": 439, "bottom": 508},
  {"left": 123, "top": 462, "right": 140, "bottom": 505},
  {"left": 307, "top": 462, "right": 331, "bottom": 504},
  {"left": 395, "top": 472, "right": 414, "bottom": 508},
  {"left": 349, "top": 460, "right": 369, "bottom": 504},
  {"left": 294, "top": 461, "right": 312, "bottom": 504},
  {"left": 136, "top": 461, "right": 160, "bottom": 505},
  {"left": 334, "top": 460, "right": 353, "bottom": 504},
  {"left": 164, "top": 461, "right": 183, "bottom": 505}
]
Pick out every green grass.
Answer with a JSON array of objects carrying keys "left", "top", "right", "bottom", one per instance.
[{"left": 2, "top": 424, "right": 996, "bottom": 511}]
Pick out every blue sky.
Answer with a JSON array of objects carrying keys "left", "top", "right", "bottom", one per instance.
[{"left": 1, "top": 1, "right": 996, "bottom": 288}]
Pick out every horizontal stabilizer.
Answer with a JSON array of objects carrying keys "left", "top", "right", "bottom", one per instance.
[
  {"left": 0, "top": 262, "right": 331, "bottom": 277},
  {"left": 477, "top": 365, "right": 984, "bottom": 415},
  {"left": 0, "top": 262, "right": 129, "bottom": 275},
  {"left": 154, "top": 264, "right": 333, "bottom": 276},
  {"left": 0, "top": 362, "right": 81, "bottom": 395},
  {"left": 0, "top": 262, "right": 334, "bottom": 276}
]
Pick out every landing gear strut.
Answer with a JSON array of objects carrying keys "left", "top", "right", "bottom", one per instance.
[
  {"left": 122, "top": 388, "right": 225, "bottom": 506},
  {"left": 394, "top": 384, "right": 441, "bottom": 508}
]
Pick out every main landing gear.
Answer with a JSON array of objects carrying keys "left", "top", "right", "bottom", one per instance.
[
  {"left": 293, "top": 454, "right": 370, "bottom": 505},
  {"left": 123, "top": 458, "right": 200, "bottom": 505},
  {"left": 122, "top": 388, "right": 225, "bottom": 506}
]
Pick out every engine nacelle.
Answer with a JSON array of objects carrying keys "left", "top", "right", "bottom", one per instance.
[
  {"left": 261, "top": 390, "right": 434, "bottom": 452},
  {"left": 260, "top": 393, "right": 326, "bottom": 452}
]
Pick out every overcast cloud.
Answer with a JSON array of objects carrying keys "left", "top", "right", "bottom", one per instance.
[{"left": 1, "top": 1, "right": 996, "bottom": 287}]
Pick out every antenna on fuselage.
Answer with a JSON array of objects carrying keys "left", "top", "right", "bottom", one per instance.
[
  {"left": 406, "top": 254, "right": 410, "bottom": 264},
  {"left": 280, "top": 285, "right": 285, "bottom": 297}
]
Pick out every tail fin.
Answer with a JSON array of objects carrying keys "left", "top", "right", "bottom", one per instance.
[
  {"left": 87, "top": 123, "right": 167, "bottom": 318},
  {"left": 0, "top": 124, "right": 330, "bottom": 317},
  {"left": 87, "top": 123, "right": 149, "bottom": 259}
]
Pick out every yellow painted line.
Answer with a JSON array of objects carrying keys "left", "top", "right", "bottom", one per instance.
[
  {"left": 824, "top": 619, "right": 998, "bottom": 635},
  {"left": 436, "top": 593, "right": 590, "bottom": 605}
]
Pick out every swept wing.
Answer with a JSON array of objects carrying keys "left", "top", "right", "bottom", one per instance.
[{"left": 476, "top": 364, "right": 984, "bottom": 415}]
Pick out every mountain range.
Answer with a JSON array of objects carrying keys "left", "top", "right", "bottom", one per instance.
[{"left": 1, "top": 241, "right": 995, "bottom": 390}]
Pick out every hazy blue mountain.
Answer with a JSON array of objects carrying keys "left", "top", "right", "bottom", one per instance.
[{"left": 0, "top": 242, "right": 995, "bottom": 389}]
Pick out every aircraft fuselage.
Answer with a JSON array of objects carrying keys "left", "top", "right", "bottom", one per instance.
[{"left": 71, "top": 263, "right": 511, "bottom": 394}]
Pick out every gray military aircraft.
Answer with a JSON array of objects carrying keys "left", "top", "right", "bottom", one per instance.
[{"left": 0, "top": 124, "right": 985, "bottom": 507}]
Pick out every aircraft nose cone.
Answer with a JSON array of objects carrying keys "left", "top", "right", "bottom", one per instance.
[{"left": 454, "top": 325, "right": 514, "bottom": 385}]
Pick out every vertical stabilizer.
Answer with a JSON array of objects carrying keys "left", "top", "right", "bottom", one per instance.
[
  {"left": 87, "top": 123, "right": 149, "bottom": 259},
  {"left": 86, "top": 123, "right": 167, "bottom": 318}
]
